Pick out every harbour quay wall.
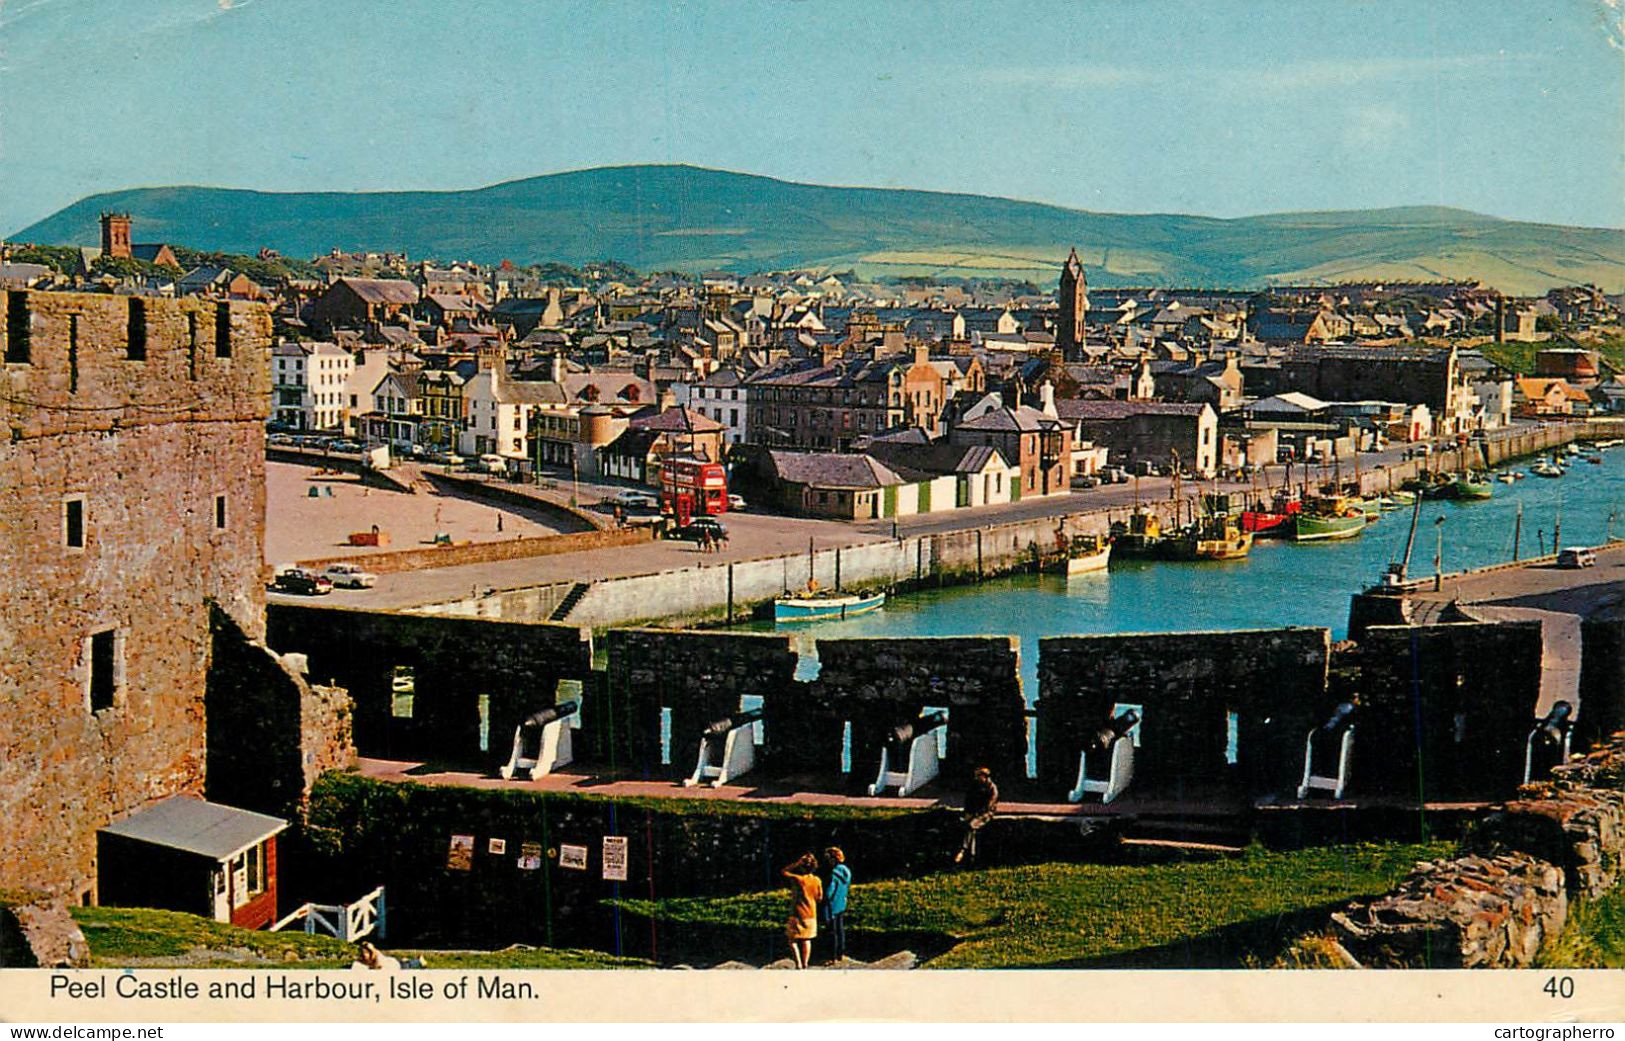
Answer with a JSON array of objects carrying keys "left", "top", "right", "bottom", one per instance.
[
  {"left": 410, "top": 508, "right": 1138, "bottom": 628},
  {"left": 296, "top": 525, "right": 652, "bottom": 576}
]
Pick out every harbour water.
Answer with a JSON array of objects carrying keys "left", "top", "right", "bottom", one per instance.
[{"left": 740, "top": 445, "right": 1625, "bottom": 696}]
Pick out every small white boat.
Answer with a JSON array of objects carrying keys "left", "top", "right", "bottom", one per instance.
[
  {"left": 1053, "top": 533, "right": 1112, "bottom": 575},
  {"left": 775, "top": 590, "right": 886, "bottom": 622},
  {"left": 1531, "top": 460, "right": 1564, "bottom": 478}
]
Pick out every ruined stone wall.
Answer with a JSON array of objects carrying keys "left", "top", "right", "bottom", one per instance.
[
  {"left": 1323, "top": 732, "right": 1625, "bottom": 968},
  {"left": 810, "top": 637, "right": 1027, "bottom": 785},
  {"left": 599, "top": 630, "right": 798, "bottom": 777},
  {"left": 0, "top": 291, "right": 268, "bottom": 899},
  {"left": 1357, "top": 622, "right": 1543, "bottom": 800},
  {"left": 265, "top": 604, "right": 591, "bottom": 770},
  {"left": 1035, "top": 629, "right": 1332, "bottom": 797},
  {"left": 206, "top": 605, "right": 353, "bottom": 823}
]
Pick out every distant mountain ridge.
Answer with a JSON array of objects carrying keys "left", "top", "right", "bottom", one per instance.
[{"left": 12, "top": 164, "right": 1623, "bottom": 294}]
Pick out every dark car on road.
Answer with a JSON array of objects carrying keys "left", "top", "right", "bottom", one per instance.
[
  {"left": 669, "top": 516, "right": 727, "bottom": 542},
  {"left": 273, "top": 567, "right": 333, "bottom": 595}
]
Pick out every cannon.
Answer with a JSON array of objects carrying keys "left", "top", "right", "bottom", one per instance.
[
  {"left": 1296, "top": 701, "right": 1356, "bottom": 800},
  {"left": 1523, "top": 701, "right": 1574, "bottom": 784},
  {"left": 499, "top": 700, "right": 579, "bottom": 780},
  {"left": 1068, "top": 708, "right": 1139, "bottom": 804},
  {"left": 866, "top": 710, "right": 949, "bottom": 797},
  {"left": 684, "top": 708, "right": 765, "bottom": 788}
]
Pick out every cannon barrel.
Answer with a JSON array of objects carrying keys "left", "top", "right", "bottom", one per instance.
[
  {"left": 1319, "top": 702, "right": 1356, "bottom": 734},
  {"left": 1094, "top": 708, "right": 1139, "bottom": 749},
  {"left": 703, "top": 707, "right": 765, "bottom": 738},
  {"left": 889, "top": 710, "right": 950, "bottom": 748},
  {"left": 522, "top": 700, "right": 580, "bottom": 729},
  {"left": 1533, "top": 700, "right": 1574, "bottom": 746}
]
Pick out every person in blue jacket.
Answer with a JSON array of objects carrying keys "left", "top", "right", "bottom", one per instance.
[{"left": 820, "top": 846, "right": 852, "bottom": 963}]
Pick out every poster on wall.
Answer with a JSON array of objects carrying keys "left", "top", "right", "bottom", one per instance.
[
  {"left": 446, "top": 834, "right": 475, "bottom": 872},
  {"left": 558, "top": 843, "right": 588, "bottom": 870},
  {"left": 516, "top": 842, "right": 543, "bottom": 871},
  {"left": 488, "top": 837, "right": 507, "bottom": 855},
  {"left": 601, "top": 835, "right": 628, "bottom": 882}
]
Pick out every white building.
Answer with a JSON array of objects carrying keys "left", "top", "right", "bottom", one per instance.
[
  {"left": 271, "top": 341, "right": 353, "bottom": 431},
  {"left": 681, "top": 368, "right": 749, "bottom": 445},
  {"left": 1470, "top": 379, "right": 1515, "bottom": 430},
  {"left": 462, "top": 364, "right": 558, "bottom": 460}
]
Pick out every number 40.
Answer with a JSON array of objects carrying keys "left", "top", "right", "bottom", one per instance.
[{"left": 1544, "top": 976, "right": 1575, "bottom": 999}]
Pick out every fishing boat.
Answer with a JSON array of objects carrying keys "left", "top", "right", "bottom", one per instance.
[
  {"left": 1163, "top": 515, "right": 1254, "bottom": 561},
  {"left": 1497, "top": 472, "right": 1517, "bottom": 484},
  {"left": 1452, "top": 472, "right": 1494, "bottom": 500},
  {"left": 1053, "top": 533, "right": 1112, "bottom": 575},
  {"left": 1110, "top": 507, "right": 1165, "bottom": 557},
  {"left": 1388, "top": 489, "right": 1417, "bottom": 506},
  {"left": 1240, "top": 493, "right": 1301, "bottom": 538},
  {"left": 774, "top": 589, "right": 886, "bottom": 622},
  {"left": 1292, "top": 495, "right": 1368, "bottom": 541}
]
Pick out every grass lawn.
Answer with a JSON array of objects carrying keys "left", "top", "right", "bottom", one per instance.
[
  {"left": 71, "top": 907, "right": 647, "bottom": 969},
  {"left": 616, "top": 842, "right": 1452, "bottom": 969},
  {"left": 1536, "top": 887, "right": 1625, "bottom": 969}
]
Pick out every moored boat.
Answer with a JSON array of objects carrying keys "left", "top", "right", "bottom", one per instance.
[
  {"left": 1056, "top": 533, "right": 1112, "bottom": 575},
  {"left": 1110, "top": 508, "right": 1165, "bottom": 557},
  {"left": 1531, "top": 459, "right": 1564, "bottom": 478},
  {"left": 1164, "top": 515, "right": 1253, "bottom": 560},
  {"left": 1293, "top": 496, "right": 1367, "bottom": 541},
  {"left": 1453, "top": 473, "right": 1493, "bottom": 500},
  {"left": 775, "top": 590, "right": 886, "bottom": 622}
]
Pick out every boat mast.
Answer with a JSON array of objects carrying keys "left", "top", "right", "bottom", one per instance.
[
  {"left": 1397, "top": 484, "right": 1424, "bottom": 581},
  {"left": 1512, "top": 500, "right": 1523, "bottom": 561}
]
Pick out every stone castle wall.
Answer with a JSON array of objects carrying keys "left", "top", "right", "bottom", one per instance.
[
  {"left": 1035, "top": 628, "right": 1332, "bottom": 795},
  {"left": 0, "top": 291, "right": 270, "bottom": 899}
]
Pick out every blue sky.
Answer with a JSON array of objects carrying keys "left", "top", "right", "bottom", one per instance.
[{"left": 1, "top": 0, "right": 1621, "bottom": 236}]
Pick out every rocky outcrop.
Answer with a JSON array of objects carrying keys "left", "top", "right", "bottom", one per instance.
[{"left": 0, "top": 899, "right": 90, "bottom": 968}]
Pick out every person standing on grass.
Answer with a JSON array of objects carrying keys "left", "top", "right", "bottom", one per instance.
[
  {"left": 821, "top": 847, "right": 852, "bottom": 963},
  {"left": 781, "top": 852, "right": 823, "bottom": 969},
  {"left": 953, "top": 766, "right": 998, "bottom": 866}
]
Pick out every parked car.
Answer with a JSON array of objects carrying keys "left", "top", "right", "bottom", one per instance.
[
  {"left": 274, "top": 568, "right": 332, "bottom": 595},
  {"left": 323, "top": 562, "right": 378, "bottom": 589},
  {"left": 611, "top": 489, "right": 660, "bottom": 509},
  {"left": 1557, "top": 547, "right": 1597, "bottom": 569},
  {"left": 477, "top": 453, "right": 507, "bottom": 475},
  {"left": 429, "top": 451, "right": 465, "bottom": 466},
  {"left": 728, "top": 493, "right": 747, "bottom": 510},
  {"left": 669, "top": 516, "right": 727, "bottom": 542}
]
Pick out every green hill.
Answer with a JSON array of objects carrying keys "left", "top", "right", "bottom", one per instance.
[{"left": 13, "top": 165, "right": 1623, "bottom": 294}]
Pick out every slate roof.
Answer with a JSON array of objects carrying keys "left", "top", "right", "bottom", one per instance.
[
  {"left": 628, "top": 407, "right": 724, "bottom": 433},
  {"left": 767, "top": 451, "right": 904, "bottom": 489},
  {"left": 1055, "top": 399, "right": 1209, "bottom": 420},
  {"left": 101, "top": 796, "right": 286, "bottom": 861},
  {"left": 338, "top": 278, "right": 420, "bottom": 305}
]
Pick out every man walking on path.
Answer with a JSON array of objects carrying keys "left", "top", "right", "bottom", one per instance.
[
  {"left": 821, "top": 847, "right": 852, "bottom": 963},
  {"left": 953, "top": 766, "right": 998, "bottom": 865}
]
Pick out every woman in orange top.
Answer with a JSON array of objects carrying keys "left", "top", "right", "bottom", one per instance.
[{"left": 781, "top": 853, "right": 824, "bottom": 969}]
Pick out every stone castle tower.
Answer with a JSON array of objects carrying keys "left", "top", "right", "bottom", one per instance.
[
  {"left": 99, "top": 213, "right": 133, "bottom": 259},
  {"left": 1057, "top": 247, "right": 1089, "bottom": 360}
]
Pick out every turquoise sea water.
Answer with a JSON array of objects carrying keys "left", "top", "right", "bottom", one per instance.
[{"left": 739, "top": 446, "right": 1625, "bottom": 702}]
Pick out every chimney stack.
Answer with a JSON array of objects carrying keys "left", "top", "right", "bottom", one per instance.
[{"left": 1039, "top": 380, "right": 1057, "bottom": 418}]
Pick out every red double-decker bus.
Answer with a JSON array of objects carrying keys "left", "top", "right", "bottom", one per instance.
[{"left": 661, "top": 456, "right": 728, "bottom": 526}]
